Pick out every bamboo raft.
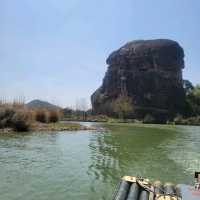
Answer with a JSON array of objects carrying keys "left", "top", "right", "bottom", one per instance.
[{"left": 113, "top": 174, "right": 200, "bottom": 200}]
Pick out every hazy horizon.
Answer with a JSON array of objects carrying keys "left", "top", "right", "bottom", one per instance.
[{"left": 1, "top": 0, "right": 200, "bottom": 108}]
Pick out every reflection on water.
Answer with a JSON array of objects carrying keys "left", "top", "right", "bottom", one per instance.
[{"left": 0, "top": 123, "right": 200, "bottom": 200}]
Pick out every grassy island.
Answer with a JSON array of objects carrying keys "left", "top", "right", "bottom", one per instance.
[
  {"left": 0, "top": 102, "right": 91, "bottom": 133},
  {"left": 30, "top": 122, "right": 92, "bottom": 132}
]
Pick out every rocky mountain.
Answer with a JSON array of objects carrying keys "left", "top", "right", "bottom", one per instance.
[
  {"left": 91, "top": 39, "right": 186, "bottom": 123},
  {"left": 26, "top": 99, "right": 61, "bottom": 110}
]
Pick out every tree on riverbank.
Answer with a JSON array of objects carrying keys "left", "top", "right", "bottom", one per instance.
[
  {"left": 184, "top": 81, "right": 200, "bottom": 116},
  {"left": 112, "top": 95, "right": 133, "bottom": 120},
  {"left": 173, "top": 81, "right": 200, "bottom": 125}
]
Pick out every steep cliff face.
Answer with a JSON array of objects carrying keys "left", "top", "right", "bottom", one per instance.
[{"left": 91, "top": 39, "right": 186, "bottom": 122}]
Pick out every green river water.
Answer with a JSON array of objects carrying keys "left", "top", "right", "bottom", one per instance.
[{"left": 0, "top": 122, "right": 200, "bottom": 200}]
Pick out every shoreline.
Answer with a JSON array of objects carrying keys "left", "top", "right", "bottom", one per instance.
[
  {"left": 0, "top": 122, "right": 95, "bottom": 134},
  {"left": 63, "top": 118, "right": 200, "bottom": 126},
  {"left": 1, "top": 120, "right": 199, "bottom": 134}
]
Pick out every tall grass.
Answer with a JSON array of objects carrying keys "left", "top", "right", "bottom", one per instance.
[
  {"left": 0, "top": 107, "right": 15, "bottom": 128},
  {"left": 12, "top": 110, "right": 32, "bottom": 132},
  {"left": 48, "top": 110, "right": 60, "bottom": 123},
  {"left": 34, "top": 109, "right": 61, "bottom": 123},
  {"left": 35, "top": 110, "right": 48, "bottom": 123},
  {"left": 0, "top": 100, "right": 61, "bottom": 132},
  {"left": 0, "top": 101, "right": 34, "bottom": 131}
]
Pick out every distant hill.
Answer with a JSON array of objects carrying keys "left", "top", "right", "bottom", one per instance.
[{"left": 26, "top": 99, "right": 61, "bottom": 110}]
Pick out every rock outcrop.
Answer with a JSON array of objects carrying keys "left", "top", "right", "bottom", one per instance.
[{"left": 91, "top": 39, "right": 186, "bottom": 122}]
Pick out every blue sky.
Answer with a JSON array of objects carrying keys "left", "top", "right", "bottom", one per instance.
[{"left": 0, "top": 0, "right": 199, "bottom": 108}]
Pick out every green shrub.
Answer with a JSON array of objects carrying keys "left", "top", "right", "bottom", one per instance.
[
  {"left": 143, "top": 114, "right": 156, "bottom": 124},
  {"left": 35, "top": 110, "right": 48, "bottom": 123},
  {"left": 0, "top": 107, "right": 15, "bottom": 128},
  {"left": 112, "top": 95, "right": 133, "bottom": 119},
  {"left": 173, "top": 114, "right": 183, "bottom": 125},
  {"left": 11, "top": 111, "right": 31, "bottom": 132},
  {"left": 0, "top": 118, "right": 8, "bottom": 128},
  {"left": 173, "top": 115, "right": 200, "bottom": 125},
  {"left": 48, "top": 110, "right": 60, "bottom": 123}
]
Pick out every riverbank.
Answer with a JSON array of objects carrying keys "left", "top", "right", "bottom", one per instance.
[
  {"left": 64, "top": 115, "right": 200, "bottom": 126},
  {"left": 31, "top": 122, "right": 93, "bottom": 131},
  {"left": 102, "top": 122, "right": 179, "bottom": 132},
  {"left": 0, "top": 103, "right": 96, "bottom": 133},
  {"left": 0, "top": 122, "right": 94, "bottom": 134}
]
